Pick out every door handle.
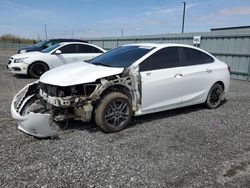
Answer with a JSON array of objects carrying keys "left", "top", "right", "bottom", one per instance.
[
  {"left": 72, "top": 57, "right": 78, "bottom": 61},
  {"left": 146, "top": 72, "right": 151, "bottom": 76},
  {"left": 175, "top": 73, "right": 183, "bottom": 78},
  {"left": 206, "top": 68, "right": 212, "bottom": 73}
]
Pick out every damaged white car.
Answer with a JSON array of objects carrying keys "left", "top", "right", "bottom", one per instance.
[{"left": 11, "top": 43, "right": 230, "bottom": 138}]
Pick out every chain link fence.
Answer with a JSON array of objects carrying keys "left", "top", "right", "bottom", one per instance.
[{"left": 0, "top": 42, "right": 34, "bottom": 51}]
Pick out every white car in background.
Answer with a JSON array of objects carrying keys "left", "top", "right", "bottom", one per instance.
[
  {"left": 7, "top": 42, "right": 105, "bottom": 78},
  {"left": 11, "top": 43, "right": 230, "bottom": 138}
]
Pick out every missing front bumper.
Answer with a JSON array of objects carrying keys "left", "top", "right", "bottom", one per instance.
[
  {"left": 11, "top": 82, "right": 57, "bottom": 138},
  {"left": 17, "top": 113, "right": 57, "bottom": 138}
]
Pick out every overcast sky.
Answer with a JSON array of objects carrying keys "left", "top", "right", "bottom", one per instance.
[{"left": 0, "top": 0, "right": 250, "bottom": 39}]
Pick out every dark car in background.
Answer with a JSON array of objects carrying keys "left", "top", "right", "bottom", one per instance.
[{"left": 17, "top": 38, "right": 88, "bottom": 54}]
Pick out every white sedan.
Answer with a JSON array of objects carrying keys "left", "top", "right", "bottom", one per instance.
[
  {"left": 7, "top": 42, "right": 105, "bottom": 78},
  {"left": 11, "top": 43, "right": 230, "bottom": 137}
]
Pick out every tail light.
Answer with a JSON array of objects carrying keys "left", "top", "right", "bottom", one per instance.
[{"left": 227, "top": 65, "right": 231, "bottom": 73}]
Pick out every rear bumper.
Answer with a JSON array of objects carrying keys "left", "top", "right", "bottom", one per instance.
[{"left": 223, "top": 72, "right": 231, "bottom": 98}]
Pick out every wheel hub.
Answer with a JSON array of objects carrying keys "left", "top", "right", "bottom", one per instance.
[
  {"left": 105, "top": 99, "right": 129, "bottom": 127},
  {"left": 210, "top": 86, "right": 222, "bottom": 105}
]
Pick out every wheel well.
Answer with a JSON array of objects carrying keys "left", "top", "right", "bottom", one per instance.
[
  {"left": 214, "top": 81, "right": 225, "bottom": 90},
  {"left": 92, "top": 84, "right": 132, "bottom": 118},
  {"left": 100, "top": 85, "right": 132, "bottom": 100},
  {"left": 28, "top": 61, "right": 49, "bottom": 75}
]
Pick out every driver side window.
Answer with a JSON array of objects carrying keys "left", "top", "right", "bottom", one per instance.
[
  {"left": 59, "top": 44, "right": 77, "bottom": 54},
  {"left": 139, "top": 47, "right": 180, "bottom": 72}
]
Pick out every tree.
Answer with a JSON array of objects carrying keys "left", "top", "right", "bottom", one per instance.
[{"left": 0, "top": 34, "right": 36, "bottom": 43}]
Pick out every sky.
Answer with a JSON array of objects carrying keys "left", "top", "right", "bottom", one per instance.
[{"left": 0, "top": 0, "right": 250, "bottom": 39}]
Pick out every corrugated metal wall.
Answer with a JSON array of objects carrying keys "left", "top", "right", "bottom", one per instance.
[{"left": 87, "top": 31, "right": 250, "bottom": 81}]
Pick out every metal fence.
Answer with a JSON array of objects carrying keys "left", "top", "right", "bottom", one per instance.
[
  {"left": 0, "top": 42, "right": 34, "bottom": 50},
  {"left": 1, "top": 32, "right": 249, "bottom": 81},
  {"left": 87, "top": 31, "right": 250, "bottom": 81}
]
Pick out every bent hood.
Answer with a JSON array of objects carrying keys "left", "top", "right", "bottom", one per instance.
[{"left": 40, "top": 61, "right": 124, "bottom": 86}]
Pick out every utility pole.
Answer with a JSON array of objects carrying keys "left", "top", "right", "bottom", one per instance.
[
  {"left": 44, "top": 24, "right": 48, "bottom": 40},
  {"left": 121, "top": 28, "right": 124, "bottom": 38},
  {"left": 37, "top": 33, "right": 40, "bottom": 41},
  {"left": 182, "top": 2, "right": 186, "bottom": 34}
]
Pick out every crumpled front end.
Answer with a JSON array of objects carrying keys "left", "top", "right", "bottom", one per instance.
[
  {"left": 11, "top": 68, "right": 141, "bottom": 138},
  {"left": 11, "top": 82, "right": 57, "bottom": 138}
]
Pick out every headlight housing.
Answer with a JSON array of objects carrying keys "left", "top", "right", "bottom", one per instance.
[{"left": 14, "top": 57, "right": 29, "bottom": 63}]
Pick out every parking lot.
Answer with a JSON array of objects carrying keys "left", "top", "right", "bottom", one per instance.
[{"left": 0, "top": 50, "right": 250, "bottom": 187}]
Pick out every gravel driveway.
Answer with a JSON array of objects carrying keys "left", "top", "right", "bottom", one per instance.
[{"left": 0, "top": 51, "right": 250, "bottom": 187}]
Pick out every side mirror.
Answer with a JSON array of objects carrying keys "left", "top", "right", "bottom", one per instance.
[{"left": 54, "top": 50, "right": 62, "bottom": 55}]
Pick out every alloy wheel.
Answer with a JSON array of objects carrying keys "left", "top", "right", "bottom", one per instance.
[{"left": 105, "top": 99, "right": 129, "bottom": 128}]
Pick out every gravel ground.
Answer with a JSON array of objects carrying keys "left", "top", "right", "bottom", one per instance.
[{"left": 0, "top": 51, "right": 250, "bottom": 188}]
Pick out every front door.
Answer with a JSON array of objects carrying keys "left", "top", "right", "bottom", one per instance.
[
  {"left": 139, "top": 47, "right": 184, "bottom": 114},
  {"left": 50, "top": 44, "right": 78, "bottom": 68}
]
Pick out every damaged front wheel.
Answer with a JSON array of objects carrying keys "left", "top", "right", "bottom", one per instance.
[{"left": 94, "top": 92, "right": 132, "bottom": 133}]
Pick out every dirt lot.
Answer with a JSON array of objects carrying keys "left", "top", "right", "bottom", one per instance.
[{"left": 0, "top": 51, "right": 250, "bottom": 187}]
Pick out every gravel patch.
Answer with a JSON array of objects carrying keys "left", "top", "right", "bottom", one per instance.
[{"left": 0, "top": 50, "right": 250, "bottom": 187}]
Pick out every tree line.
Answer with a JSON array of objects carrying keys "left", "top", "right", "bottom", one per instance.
[{"left": 0, "top": 34, "right": 36, "bottom": 44}]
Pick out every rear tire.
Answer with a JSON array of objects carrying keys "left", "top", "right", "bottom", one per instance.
[
  {"left": 206, "top": 83, "right": 223, "bottom": 109},
  {"left": 94, "top": 92, "right": 132, "bottom": 133},
  {"left": 28, "top": 62, "right": 49, "bottom": 78}
]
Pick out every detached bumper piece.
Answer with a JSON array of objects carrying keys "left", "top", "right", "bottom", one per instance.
[{"left": 11, "top": 82, "right": 58, "bottom": 138}]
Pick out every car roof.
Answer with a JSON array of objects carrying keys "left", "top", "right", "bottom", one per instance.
[
  {"left": 123, "top": 43, "right": 197, "bottom": 48},
  {"left": 49, "top": 38, "right": 88, "bottom": 43},
  {"left": 122, "top": 43, "right": 213, "bottom": 56},
  {"left": 59, "top": 42, "right": 91, "bottom": 45}
]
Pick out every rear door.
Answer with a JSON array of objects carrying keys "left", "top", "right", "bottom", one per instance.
[
  {"left": 178, "top": 47, "right": 215, "bottom": 105},
  {"left": 76, "top": 44, "right": 104, "bottom": 61},
  {"left": 139, "top": 47, "right": 185, "bottom": 113}
]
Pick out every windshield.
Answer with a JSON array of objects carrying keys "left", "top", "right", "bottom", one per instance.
[
  {"left": 35, "top": 40, "right": 48, "bottom": 47},
  {"left": 41, "top": 43, "right": 60, "bottom": 53},
  {"left": 90, "top": 45, "right": 154, "bottom": 68}
]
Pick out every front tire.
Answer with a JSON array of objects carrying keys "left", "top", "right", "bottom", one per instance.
[
  {"left": 28, "top": 62, "right": 49, "bottom": 78},
  {"left": 206, "top": 83, "right": 223, "bottom": 109},
  {"left": 94, "top": 92, "right": 132, "bottom": 133}
]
